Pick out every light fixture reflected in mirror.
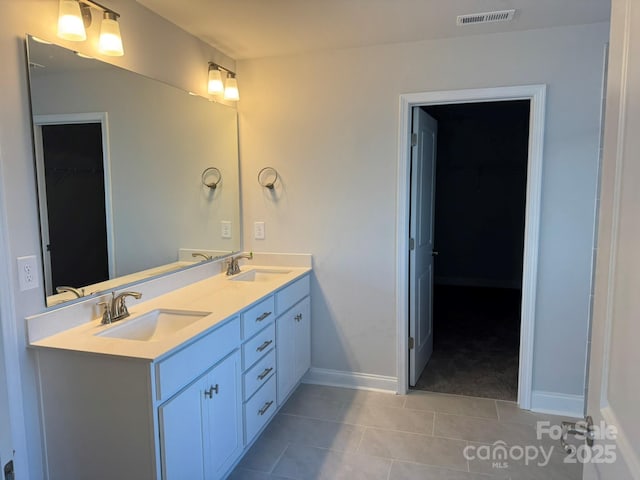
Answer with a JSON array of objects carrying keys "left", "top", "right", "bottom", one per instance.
[
  {"left": 57, "top": 0, "right": 124, "bottom": 57},
  {"left": 207, "top": 62, "right": 239, "bottom": 101}
]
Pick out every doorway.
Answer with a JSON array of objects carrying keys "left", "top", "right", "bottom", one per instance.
[
  {"left": 396, "top": 85, "right": 546, "bottom": 409},
  {"left": 33, "top": 113, "right": 114, "bottom": 296},
  {"left": 410, "top": 101, "right": 530, "bottom": 400}
]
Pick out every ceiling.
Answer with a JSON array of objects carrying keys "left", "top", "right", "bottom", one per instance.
[{"left": 136, "top": 0, "right": 611, "bottom": 60}]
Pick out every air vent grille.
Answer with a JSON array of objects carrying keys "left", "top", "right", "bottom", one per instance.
[{"left": 457, "top": 9, "right": 516, "bottom": 26}]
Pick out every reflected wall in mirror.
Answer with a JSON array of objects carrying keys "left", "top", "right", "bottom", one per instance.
[{"left": 26, "top": 35, "right": 241, "bottom": 307}]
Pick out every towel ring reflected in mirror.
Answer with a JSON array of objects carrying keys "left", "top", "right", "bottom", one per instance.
[
  {"left": 201, "top": 167, "right": 222, "bottom": 189},
  {"left": 258, "top": 167, "right": 279, "bottom": 190}
]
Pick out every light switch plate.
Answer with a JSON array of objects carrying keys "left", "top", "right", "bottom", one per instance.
[
  {"left": 17, "top": 255, "right": 39, "bottom": 291},
  {"left": 221, "top": 221, "right": 232, "bottom": 239},
  {"left": 254, "top": 221, "right": 265, "bottom": 240}
]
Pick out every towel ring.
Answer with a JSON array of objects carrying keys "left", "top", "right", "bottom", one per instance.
[
  {"left": 201, "top": 167, "right": 222, "bottom": 189},
  {"left": 258, "top": 167, "right": 279, "bottom": 190}
]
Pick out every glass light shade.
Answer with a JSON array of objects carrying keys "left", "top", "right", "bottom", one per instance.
[
  {"left": 99, "top": 14, "right": 124, "bottom": 56},
  {"left": 57, "top": 0, "right": 86, "bottom": 41},
  {"left": 208, "top": 68, "right": 224, "bottom": 95},
  {"left": 224, "top": 76, "right": 240, "bottom": 101}
]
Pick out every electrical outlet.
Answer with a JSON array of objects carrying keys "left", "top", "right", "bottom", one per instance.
[
  {"left": 254, "top": 221, "right": 265, "bottom": 240},
  {"left": 17, "top": 255, "right": 39, "bottom": 291},
  {"left": 221, "top": 221, "right": 232, "bottom": 239}
]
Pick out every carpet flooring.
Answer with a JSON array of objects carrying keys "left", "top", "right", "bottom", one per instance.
[{"left": 412, "top": 285, "right": 521, "bottom": 401}]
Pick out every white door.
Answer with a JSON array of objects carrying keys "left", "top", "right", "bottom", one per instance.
[
  {"left": 409, "top": 107, "right": 437, "bottom": 386},
  {"left": 582, "top": 1, "right": 640, "bottom": 478}
]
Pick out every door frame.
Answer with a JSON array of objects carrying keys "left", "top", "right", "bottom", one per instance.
[
  {"left": 33, "top": 112, "right": 115, "bottom": 293},
  {"left": 396, "top": 85, "right": 546, "bottom": 409}
]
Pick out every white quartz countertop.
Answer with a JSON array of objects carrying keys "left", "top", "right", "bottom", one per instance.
[{"left": 29, "top": 266, "right": 311, "bottom": 361}]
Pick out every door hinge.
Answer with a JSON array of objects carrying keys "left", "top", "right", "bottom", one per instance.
[
  {"left": 409, "top": 238, "right": 415, "bottom": 250},
  {"left": 408, "top": 337, "right": 414, "bottom": 350},
  {"left": 411, "top": 133, "right": 418, "bottom": 147}
]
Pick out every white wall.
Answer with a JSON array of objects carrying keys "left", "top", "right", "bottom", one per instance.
[
  {"left": 0, "top": 1, "right": 235, "bottom": 478},
  {"left": 237, "top": 22, "right": 609, "bottom": 400}
]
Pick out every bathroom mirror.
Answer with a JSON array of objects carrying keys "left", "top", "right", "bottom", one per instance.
[{"left": 25, "top": 35, "right": 241, "bottom": 307}]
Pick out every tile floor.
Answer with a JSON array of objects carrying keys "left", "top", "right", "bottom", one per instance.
[{"left": 229, "top": 384, "right": 582, "bottom": 480}]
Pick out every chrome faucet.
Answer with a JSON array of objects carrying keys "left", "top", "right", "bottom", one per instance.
[
  {"left": 56, "top": 286, "right": 85, "bottom": 298},
  {"left": 99, "top": 291, "right": 142, "bottom": 325},
  {"left": 226, "top": 252, "right": 253, "bottom": 276},
  {"left": 192, "top": 252, "right": 212, "bottom": 261}
]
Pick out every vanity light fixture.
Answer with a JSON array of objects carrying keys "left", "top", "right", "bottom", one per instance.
[
  {"left": 207, "top": 63, "right": 224, "bottom": 95},
  {"left": 56, "top": 0, "right": 124, "bottom": 56},
  {"left": 208, "top": 62, "right": 239, "bottom": 101},
  {"left": 98, "top": 11, "right": 124, "bottom": 56},
  {"left": 57, "top": 0, "right": 87, "bottom": 41}
]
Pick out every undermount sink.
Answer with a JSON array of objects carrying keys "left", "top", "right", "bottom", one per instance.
[
  {"left": 96, "top": 309, "right": 210, "bottom": 341},
  {"left": 230, "top": 268, "right": 292, "bottom": 282}
]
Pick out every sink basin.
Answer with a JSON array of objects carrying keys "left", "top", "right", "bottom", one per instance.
[
  {"left": 230, "top": 268, "right": 291, "bottom": 282},
  {"left": 96, "top": 309, "right": 210, "bottom": 341}
]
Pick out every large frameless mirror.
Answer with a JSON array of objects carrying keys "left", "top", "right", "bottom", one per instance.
[{"left": 25, "top": 35, "right": 241, "bottom": 308}]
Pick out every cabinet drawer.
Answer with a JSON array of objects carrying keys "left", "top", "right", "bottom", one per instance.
[
  {"left": 276, "top": 275, "right": 310, "bottom": 315},
  {"left": 242, "top": 296, "right": 275, "bottom": 339},
  {"left": 242, "top": 322, "right": 275, "bottom": 370},
  {"left": 155, "top": 317, "right": 240, "bottom": 402},
  {"left": 244, "top": 376, "right": 277, "bottom": 444},
  {"left": 243, "top": 349, "right": 276, "bottom": 401}
]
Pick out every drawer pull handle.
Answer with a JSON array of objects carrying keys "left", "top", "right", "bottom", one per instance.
[
  {"left": 257, "top": 367, "right": 273, "bottom": 380},
  {"left": 295, "top": 313, "right": 303, "bottom": 322},
  {"left": 256, "top": 340, "right": 273, "bottom": 352},
  {"left": 258, "top": 400, "right": 274, "bottom": 416},
  {"left": 204, "top": 384, "right": 219, "bottom": 399},
  {"left": 256, "top": 311, "right": 272, "bottom": 322}
]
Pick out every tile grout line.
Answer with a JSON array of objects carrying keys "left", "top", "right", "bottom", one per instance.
[
  {"left": 355, "top": 426, "right": 367, "bottom": 453},
  {"left": 267, "top": 441, "right": 292, "bottom": 476},
  {"left": 432, "top": 412, "right": 436, "bottom": 436},
  {"left": 386, "top": 459, "right": 394, "bottom": 480}
]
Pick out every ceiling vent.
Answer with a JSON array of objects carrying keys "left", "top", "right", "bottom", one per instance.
[{"left": 456, "top": 9, "right": 516, "bottom": 26}]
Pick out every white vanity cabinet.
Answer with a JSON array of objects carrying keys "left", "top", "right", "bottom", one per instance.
[
  {"left": 33, "top": 269, "right": 312, "bottom": 480},
  {"left": 36, "top": 316, "right": 243, "bottom": 480},
  {"left": 159, "top": 351, "right": 242, "bottom": 480},
  {"left": 276, "top": 276, "right": 311, "bottom": 405}
]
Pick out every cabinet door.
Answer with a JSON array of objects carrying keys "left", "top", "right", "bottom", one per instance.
[
  {"left": 159, "top": 377, "right": 206, "bottom": 480},
  {"left": 276, "top": 307, "right": 296, "bottom": 405},
  {"left": 203, "top": 351, "right": 243, "bottom": 479},
  {"left": 293, "top": 297, "right": 311, "bottom": 382},
  {"left": 277, "top": 297, "right": 311, "bottom": 405}
]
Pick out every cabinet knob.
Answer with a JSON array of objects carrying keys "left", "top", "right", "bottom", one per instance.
[
  {"left": 258, "top": 400, "right": 274, "bottom": 416},
  {"left": 295, "top": 313, "right": 303, "bottom": 322},
  {"left": 256, "top": 311, "right": 272, "bottom": 322},
  {"left": 204, "top": 384, "right": 219, "bottom": 398}
]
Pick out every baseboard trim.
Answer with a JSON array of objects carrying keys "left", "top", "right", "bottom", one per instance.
[
  {"left": 302, "top": 368, "right": 397, "bottom": 393},
  {"left": 530, "top": 390, "right": 584, "bottom": 417}
]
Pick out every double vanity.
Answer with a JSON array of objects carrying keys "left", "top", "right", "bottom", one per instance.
[{"left": 27, "top": 257, "right": 311, "bottom": 479}]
